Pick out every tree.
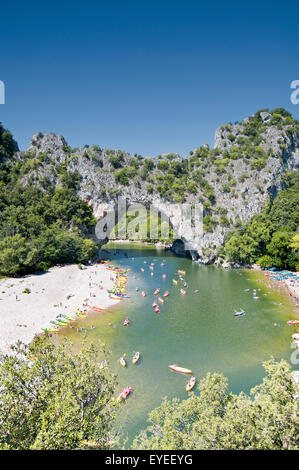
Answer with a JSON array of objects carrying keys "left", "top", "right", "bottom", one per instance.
[
  {"left": 266, "top": 231, "right": 293, "bottom": 268},
  {"left": 290, "top": 233, "right": 299, "bottom": 251},
  {"left": 133, "top": 360, "right": 299, "bottom": 450},
  {"left": 0, "top": 336, "right": 118, "bottom": 450}
]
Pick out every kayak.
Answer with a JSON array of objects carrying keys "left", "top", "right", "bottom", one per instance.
[
  {"left": 158, "top": 296, "right": 164, "bottom": 304},
  {"left": 117, "top": 386, "right": 133, "bottom": 401},
  {"left": 88, "top": 305, "right": 105, "bottom": 312},
  {"left": 186, "top": 376, "right": 196, "bottom": 392},
  {"left": 154, "top": 306, "right": 160, "bottom": 313},
  {"left": 163, "top": 291, "right": 169, "bottom": 297},
  {"left": 56, "top": 317, "right": 70, "bottom": 324},
  {"left": 234, "top": 310, "right": 245, "bottom": 317},
  {"left": 180, "top": 289, "right": 186, "bottom": 296},
  {"left": 123, "top": 317, "right": 130, "bottom": 326},
  {"left": 173, "top": 279, "right": 178, "bottom": 285},
  {"left": 178, "top": 270, "right": 186, "bottom": 275},
  {"left": 154, "top": 288, "right": 160, "bottom": 296},
  {"left": 162, "top": 274, "right": 166, "bottom": 279},
  {"left": 152, "top": 301, "right": 158, "bottom": 308},
  {"left": 109, "top": 294, "right": 124, "bottom": 300},
  {"left": 42, "top": 327, "right": 59, "bottom": 333},
  {"left": 76, "top": 311, "right": 88, "bottom": 318},
  {"left": 62, "top": 314, "right": 76, "bottom": 321},
  {"left": 141, "top": 291, "right": 147, "bottom": 297},
  {"left": 119, "top": 356, "right": 126, "bottom": 367},
  {"left": 169, "top": 364, "right": 192, "bottom": 374},
  {"left": 132, "top": 352, "right": 140, "bottom": 364}
]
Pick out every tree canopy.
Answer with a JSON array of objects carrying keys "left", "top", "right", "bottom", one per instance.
[
  {"left": 224, "top": 170, "right": 299, "bottom": 269},
  {"left": 0, "top": 336, "right": 118, "bottom": 450}
]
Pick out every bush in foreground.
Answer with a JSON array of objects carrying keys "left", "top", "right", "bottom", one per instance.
[{"left": 0, "top": 337, "right": 118, "bottom": 450}]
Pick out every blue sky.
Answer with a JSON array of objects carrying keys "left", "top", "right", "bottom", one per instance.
[{"left": 1, "top": 1, "right": 299, "bottom": 157}]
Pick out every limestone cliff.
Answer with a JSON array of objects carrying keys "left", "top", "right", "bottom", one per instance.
[{"left": 14, "top": 109, "right": 299, "bottom": 263}]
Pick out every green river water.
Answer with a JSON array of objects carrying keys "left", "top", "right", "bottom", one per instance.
[{"left": 54, "top": 243, "right": 297, "bottom": 447}]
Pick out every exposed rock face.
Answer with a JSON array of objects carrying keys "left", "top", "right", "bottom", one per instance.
[{"left": 14, "top": 111, "right": 299, "bottom": 263}]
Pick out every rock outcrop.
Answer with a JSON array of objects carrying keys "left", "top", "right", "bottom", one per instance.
[{"left": 14, "top": 109, "right": 299, "bottom": 263}]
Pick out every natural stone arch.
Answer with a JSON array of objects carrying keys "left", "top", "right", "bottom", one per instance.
[{"left": 87, "top": 197, "right": 202, "bottom": 260}]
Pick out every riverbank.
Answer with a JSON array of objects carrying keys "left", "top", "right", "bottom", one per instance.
[
  {"left": 0, "top": 263, "right": 119, "bottom": 355},
  {"left": 261, "top": 270, "right": 299, "bottom": 311}
]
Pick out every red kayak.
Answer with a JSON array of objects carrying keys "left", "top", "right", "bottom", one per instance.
[
  {"left": 123, "top": 317, "right": 130, "bottom": 326},
  {"left": 117, "top": 386, "right": 133, "bottom": 401}
]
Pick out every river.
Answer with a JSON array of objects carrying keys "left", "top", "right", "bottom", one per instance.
[{"left": 55, "top": 242, "right": 296, "bottom": 447}]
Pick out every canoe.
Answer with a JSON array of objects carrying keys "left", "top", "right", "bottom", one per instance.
[
  {"left": 132, "top": 352, "right": 140, "bottom": 364},
  {"left": 88, "top": 305, "right": 106, "bottom": 312},
  {"left": 42, "top": 327, "right": 58, "bottom": 333},
  {"left": 109, "top": 294, "right": 124, "bottom": 300},
  {"left": 117, "top": 386, "right": 133, "bottom": 401},
  {"left": 186, "top": 376, "right": 196, "bottom": 392},
  {"left": 234, "top": 310, "right": 245, "bottom": 317},
  {"left": 119, "top": 356, "right": 126, "bottom": 367},
  {"left": 169, "top": 364, "right": 192, "bottom": 374},
  {"left": 56, "top": 318, "right": 69, "bottom": 324},
  {"left": 62, "top": 315, "right": 76, "bottom": 321}
]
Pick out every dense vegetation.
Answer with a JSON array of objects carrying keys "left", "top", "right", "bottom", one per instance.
[
  {"left": 223, "top": 170, "right": 299, "bottom": 269},
  {"left": 0, "top": 337, "right": 117, "bottom": 450},
  {"left": 106, "top": 108, "right": 299, "bottom": 206},
  {"left": 0, "top": 124, "right": 98, "bottom": 276},
  {"left": 133, "top": 359, "right": 298, "bottom": 450}
]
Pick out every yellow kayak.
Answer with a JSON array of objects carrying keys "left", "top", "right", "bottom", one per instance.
[
  {"left": 120, "top": 356, "right": 126, "bottom": 367},
  {"left": 173, "top": 279, "right": 178, "bottom": 285}
]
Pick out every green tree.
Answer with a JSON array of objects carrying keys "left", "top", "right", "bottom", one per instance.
[{"left": 0, "top": 336, "right": 118, "bottom": 450}]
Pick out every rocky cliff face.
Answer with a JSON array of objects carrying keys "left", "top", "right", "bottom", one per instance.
[{"left": 14, "top": 109, "right": 299, "bottom": 263}]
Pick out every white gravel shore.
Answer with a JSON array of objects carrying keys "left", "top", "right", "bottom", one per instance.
[{"left": 0, "top": 263, "right": 120, "bottom": 354}]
